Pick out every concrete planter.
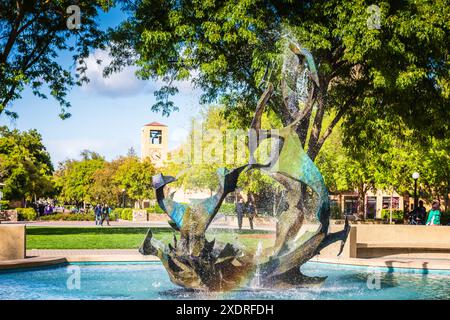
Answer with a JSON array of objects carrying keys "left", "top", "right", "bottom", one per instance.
[
  {"left": 0, "top": 224, "right": 25, "bottom": 260},
  {"left": 0, "top": 210, "right": 18, "bottom": 222}
]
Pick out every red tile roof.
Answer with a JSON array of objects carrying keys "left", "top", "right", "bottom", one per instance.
[{"left": 143, "top": 121, "right": 167, "bottom": 127}]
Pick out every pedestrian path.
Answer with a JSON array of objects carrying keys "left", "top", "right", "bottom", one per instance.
[{"left": 10, "top": 219, "right": 277, "bottom": 231}]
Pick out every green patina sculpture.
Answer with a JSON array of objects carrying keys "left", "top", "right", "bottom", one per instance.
[{"left": 140, "top": 40, "right": 350, "bottom": 291}]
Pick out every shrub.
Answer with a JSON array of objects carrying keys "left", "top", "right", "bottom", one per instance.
[
  {"left": 0, "top": 200, "right": 10, "bottom": 209},
  {"left": 381, "top": 209, "right": 404, "bottom": 221},
  {"left": 219, "top": 203, "right": 235, "bottom": 215},
  {"left": 109, "top": 209, "right": 119, "bottom": 221},
  {"left": 39, "top": 213, "right": 95, "bottom": 221},
  {"left": 146, "top": 205, "right": 164, "bottom": 214},
  {"left": 120, "top": 208, "right": 133, "bottom": 220},
  {"left": 17, "top": 208, "right": 37, "bottom": 221},
  {"left": 111, "top": 208, "right": 123, "bottom": 221}
]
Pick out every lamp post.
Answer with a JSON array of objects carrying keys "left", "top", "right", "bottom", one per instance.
[
  {"left": 122, "top": 188, "right": 126, "bottom": 208},
  {"left": 0, "top": 182, "right": 4, "bottom": 210},
  {"left": 412, "top": 172, "right": 420, "bottom": 210}
]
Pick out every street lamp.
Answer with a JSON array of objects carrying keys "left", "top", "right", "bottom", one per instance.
[
  {"left": 0, "top": 183, "right": 4, "bottom": 210},
  {"left": 122, "top": 188, "right": 126, "bottom": 208},
  {"left": 412, "top": 172, "right": 420, "bottom": 210}
]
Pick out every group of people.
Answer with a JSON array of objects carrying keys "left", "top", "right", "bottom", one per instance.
[
  {"left": 409, "top": 200, "right": 443, "bottom": 225},
  {"left": 236, "top": 198, "right": 257, "bottom": 230},
  {"left": 94, "top": 204, "right": 111, "bottom": 226}
]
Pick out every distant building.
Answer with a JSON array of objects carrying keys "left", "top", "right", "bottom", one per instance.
[
  {"left": 140, "top": 122, "right": 168, "bottom": 167},
  {"left": 330, "top": 189, "right": 409, "bottom": 219}
]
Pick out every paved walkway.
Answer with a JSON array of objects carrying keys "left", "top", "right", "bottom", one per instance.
[{"left": 6, "top": 219, "right": 277, "bottom": 231}]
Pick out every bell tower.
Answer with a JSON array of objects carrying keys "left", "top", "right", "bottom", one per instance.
[{"left": 141, "top": 122, "right": 168, "bottom": 167}]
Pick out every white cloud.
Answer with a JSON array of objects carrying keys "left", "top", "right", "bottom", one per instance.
[
  {"left": 80, "top": 49, "right": 153, "bottom": 97},
  {"left": 79, "top": 49, "right": 202, "bottom": 99}
]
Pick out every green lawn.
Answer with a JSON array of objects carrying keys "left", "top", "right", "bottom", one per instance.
[{"left": 26, "top": 227, "right": 275, "bottom": 250}]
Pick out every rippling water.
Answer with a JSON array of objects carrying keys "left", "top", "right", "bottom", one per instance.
[{"left": 0, "top": 262, "right": 449, "bottom": 300}]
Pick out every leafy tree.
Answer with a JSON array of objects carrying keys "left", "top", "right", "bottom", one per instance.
[
  {"left": 163, "top": 105, "right": 283, "bottom": 211},
  {"left": 114, "top": 156, "right": 156, "bottom": 208},
  {"left": 109, "top": 0, "right": 450, "bottom": 163},
  {"left": 318, "top": 116, "right": 450, "bottom": 215},
  {"left": 0, "top": 126, "right": 54, "bottom": 205},
  {"left": 0, "top": 0, "right": 113, "bottom": 119},
  {"left": 91, "top": 159, "right": 123, "bottom": 206},
  {"left": 54, "top": 152, "right": 105, "bottom": 207}
]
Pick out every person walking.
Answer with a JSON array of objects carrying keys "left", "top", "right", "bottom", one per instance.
[
  {"left": 94, "top": 204, "right": 102, "bottom": 226},
  {"left": 426, "top": 201, "right": 441, "bottom": 226},
  {"left": 101, "top": 204, "right": 111, "bottom": 226},
  {"left": 236, "top": 198, "right": 245, "bottom": 230},
  {"left": 246, "top": 200, "right": 256, "bottom": 230}
]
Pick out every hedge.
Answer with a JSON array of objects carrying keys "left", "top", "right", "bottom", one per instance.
[
  {"left": 17, "top": 208, "right": 37, "bottom": 221},
  {"left": 119, "top": 208, "right": 133, "bottom": 220},
  {"left": 39, "top": 213, "right": 95, "bottom": 221}
]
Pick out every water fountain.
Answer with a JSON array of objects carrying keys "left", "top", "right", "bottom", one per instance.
[{"left": 139, "top": 39, "right": 350, "bottom": 291}]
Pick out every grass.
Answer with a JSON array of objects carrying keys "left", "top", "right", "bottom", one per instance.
[{"left": 26, "top": 227, "right": 275, "bottom": 250}]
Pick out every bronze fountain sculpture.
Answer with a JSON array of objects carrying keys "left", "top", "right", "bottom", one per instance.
[{"left": 139, "top": 40, "right": 350, "bottom": 291}]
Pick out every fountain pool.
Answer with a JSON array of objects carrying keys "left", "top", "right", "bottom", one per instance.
[{"left": 1, "top": 262, "right": 449, "bottom": 300}]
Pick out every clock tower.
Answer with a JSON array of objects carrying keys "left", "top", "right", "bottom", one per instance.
[{"left": 141, "top": 122, "right": 168, "bottom": 167}]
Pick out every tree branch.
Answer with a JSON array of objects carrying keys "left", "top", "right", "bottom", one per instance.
[
  {"left": 313, "top": 94, "right": 357, "bottom": 157},
  {"left": 1, "top": 0, "right": 25, "bottom": 64}
]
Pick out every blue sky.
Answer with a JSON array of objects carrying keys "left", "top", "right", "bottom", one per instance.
[{"left": 0, "top": 6, "right": 202, "bottom": 166}]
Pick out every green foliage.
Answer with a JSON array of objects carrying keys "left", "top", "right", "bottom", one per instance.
[
  {"left": 381, "top": 209, "right": 405, "bottom": 221},
  {"left": 109, "top": 0, "right": 449, "bottom": 148},
  {"left": 0, "top": 126, "right": 55, "bottom": 203},
  {"left": 39, "top": 213, "right": 95, "bottom": 221},
  {"left": 109, "top": 210, "right": 118, "bottom": 221},
  {"left": 17, "top": 208, "right": 37, "bottom": 221},
  {"left": 55, "top": 152, "right": 156, "bottom": 208},
  {"left": 120, "top": 208, "right": 133, "bottom": 220},
  {"left": 0, "top": 200, "right": 9, "bottom": 209},
  {"left": 55, "top": 154, "right": 105, "bottom": 205},
  {"left": 112, "top": 208, "right": 123, "bottom": 218},
  {"left": 147, "top": 205, "right": 164, "bottom": 214},
  {"left": 163, "top": 105, "right": 281, "bottom": 199},
  {"left": 114, "top": 157, "right": 156, "bottom": 207},
  {"left": 0, "top": 1, "right": 112, "bottom": 119},
  {"left": 318, "top": 119, "right": 450, "bottom": 209},
  {"left": 218, "top": 203, "right": 236, "bottom": 215}
]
